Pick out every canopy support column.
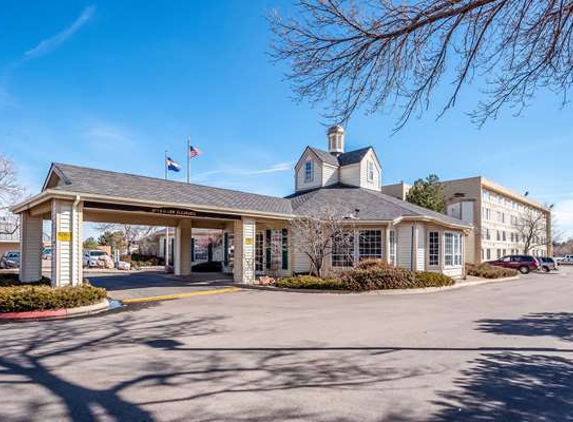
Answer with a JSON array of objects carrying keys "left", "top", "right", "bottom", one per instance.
[
  {"left": 234, "top": 218, "right": 256, "bottom": 284},
  {"left": 19, "top": 211, "right": 44, "bottom": 283},
  {"left": 174, "top": 219, "right": 192, "bottom": 276},
  {"left": 51, "top": 198, "right": 83, "bottom": 287}
]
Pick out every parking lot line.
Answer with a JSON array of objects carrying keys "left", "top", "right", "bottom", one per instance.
[{"left": 121, "top": 287, "right": 241, "bottom": 304}]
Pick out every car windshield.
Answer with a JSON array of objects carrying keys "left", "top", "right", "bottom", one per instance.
[
  {"left": 7, "top": 252, "right": 20, "bottom": 258},
  {"left": 90, "top": 251, "right": 106, "bottom": 257}
]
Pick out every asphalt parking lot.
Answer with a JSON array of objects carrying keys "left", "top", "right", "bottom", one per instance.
[{"left": 0, "top": 267, "right": 572, "bottom": 421}]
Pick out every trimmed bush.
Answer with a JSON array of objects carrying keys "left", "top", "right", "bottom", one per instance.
[
  {"left": 466, "top": 263, "right": 518, "bottom": 279},
  {"left": 0, "top": 284, "right": 107, "bottom": 313},
  {"left": 123, "top": 253, "right": 164, "bottom": 267},
  {"left": 192, "top": 261, "right": 223, "bottom": 273},
  {"left": 275, "top": 276, "right": 347, "bottom": 290},
  {"left": 0, "top": 273, "right": 51, "bottom": 287},
  {"left": 415, "top": 271, "right": 455, "bottom": 287}
]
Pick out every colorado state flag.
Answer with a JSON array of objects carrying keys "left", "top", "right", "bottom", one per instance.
[{"left": 166, "top": 157, "right": 182, "bottom": 172}]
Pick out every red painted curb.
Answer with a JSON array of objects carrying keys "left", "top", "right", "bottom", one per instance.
[{"left": 0, "top": 309, "right": 67, "bottom": 320}]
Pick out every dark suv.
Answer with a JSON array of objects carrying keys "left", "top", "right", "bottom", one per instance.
[{"left": 489, "top": 255, "right": 540, "bottom": 274}]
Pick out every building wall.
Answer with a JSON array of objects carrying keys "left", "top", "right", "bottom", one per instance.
[
  {"left": 295, "top": 151, "right": 323, "bottom": 191},
  {"left": 339, "top": 163, "right": 360, "bottom": 187},
  {"left": 358, "top": 149, "right": 382, "bottom": 191},
  {"left": 443, "top": 176, "right": 551, "bottom": 263},
  {"left": 322, "top": 164, "right": 339, "bottom": 186},
  {"left": 381, "top": 182, "right": 411, "bottom": 200}
]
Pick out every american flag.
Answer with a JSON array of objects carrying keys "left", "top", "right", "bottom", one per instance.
[{"left": 189, "top": 145, "right": 201, "bottom": 157}]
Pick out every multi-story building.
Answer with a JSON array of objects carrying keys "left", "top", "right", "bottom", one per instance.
[{"left": 441, "top": 177, "right": 552, "bottom": 264}]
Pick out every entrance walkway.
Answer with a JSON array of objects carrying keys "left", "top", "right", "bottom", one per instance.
[{"left": 87, "top": 270, "right": 235, "bottom": 301}]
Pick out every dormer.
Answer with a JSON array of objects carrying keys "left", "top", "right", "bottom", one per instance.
[{"left": 294, "top": 126, "right": 382, "bottom": 193}]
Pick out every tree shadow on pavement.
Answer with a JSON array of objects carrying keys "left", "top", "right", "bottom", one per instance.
[
  {"left": 431, "top": 352, "right": 573, "bottom": 422},
  {"left": 476, "top": 312, "right": 573, "bottom": 342}
]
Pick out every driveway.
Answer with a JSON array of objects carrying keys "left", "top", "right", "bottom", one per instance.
[
  {"left": 88, "top": 271, "right": 235, "bottom": 301},
  {"left": 0, "top": 268, "right": 572, "bottom": 421}
]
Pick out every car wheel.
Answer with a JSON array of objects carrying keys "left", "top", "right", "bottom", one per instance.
[
  {"left": 543, "top": 266, "right": 550, "bottom": 273},
  {"left": 518, "top": 266, "right": 530, "bottom": 274}
]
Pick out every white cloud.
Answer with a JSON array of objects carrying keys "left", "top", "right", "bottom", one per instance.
[
  {"left": 82, "top": 123, "right": 135, "bottom": 151},
  {"left": 24, "top": 5, "right": 95, "bottom": 59},
  {"left": 192, "top": 162, "right": 293, "bottom": 182}
]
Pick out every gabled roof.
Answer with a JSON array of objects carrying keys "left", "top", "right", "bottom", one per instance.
[
  {"left": 46, "top": 163, "right": 293, "bottom": 216},
  {"left": 304, "top": 146, "right": 375, "bottom": 167}
]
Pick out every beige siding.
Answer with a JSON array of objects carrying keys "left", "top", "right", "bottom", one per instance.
[
  {"left": 296, "top": 153, "right": 323, "bottom": 191},
  {"left": 19, "top": 212, "right": 43, "bottom": 283},
  {"left": 396, "top": 224, "right": 414, "bottom": 270},
  {"left": 381, "top": 182, "right": 411, "bottom": 200},
  {"left": 359, "top": 150, "right": 381, "bottom": 191},
  {"left": 339, "top": 163, "right": 360, "bottom": 187},
  {"left": 416, "top": 225, "right": 425, "bottom": 271},
  {"left": 322, "top": 164, "right": 339, "bottom": 186}
]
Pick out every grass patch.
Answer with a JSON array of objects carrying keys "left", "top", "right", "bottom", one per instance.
[{"left": 466, "top": 263, "right": 518, "bottom": 279}]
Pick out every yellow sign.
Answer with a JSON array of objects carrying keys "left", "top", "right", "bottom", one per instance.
[
  {"left": 57, "top": 232, "right": 72, "bottom": 242},
  {"left": 245, "top": 238, "right": 254, "bottom": 245}
]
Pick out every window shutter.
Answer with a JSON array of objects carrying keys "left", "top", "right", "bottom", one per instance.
[
  {"left": 265, "top": 230, "right": 272, "bottom": 269},
  {"left": 223, "top": 233, "right": 229, "bottom": 266},
  {"left": 282, "top": 229, "right": 288, "bottom": 270}
]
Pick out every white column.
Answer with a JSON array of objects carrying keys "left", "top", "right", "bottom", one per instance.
[
  {"left": 51, "top": 199, "right": 83, "bottom": 287},
  {"left": 174, "top": 219, "right": 192, "bottom": 276},
  {"left": 19, "top": 211, "right": 44, "bottom": 283},
  {"left": 233, "top": 218, "right": 256, "bottom": 284}
]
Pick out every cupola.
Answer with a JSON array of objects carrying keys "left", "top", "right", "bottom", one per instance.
[{"left": 327, "top": 125, "right": 345, "bottom": 156}]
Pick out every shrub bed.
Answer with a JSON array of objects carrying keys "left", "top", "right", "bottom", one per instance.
[
  {"left": 274, "top": 276, "right": 347, "bottom": 290},
  {"left": 466, "top": 263, "right": 518, "bottom": 279},
  {"left": 0, "top": 282, "right": 107, "bottom": 313},
  {"left": 0, "top": 273, "right": 51, "bottom": 287},
  {"left": 275, "top": 260, "right": 455, "bottom": 291},
  {"left": 122, "top": 253, "right": 164, "bottom": 267}
]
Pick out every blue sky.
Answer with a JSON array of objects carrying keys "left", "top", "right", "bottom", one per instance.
[{"left": 1, "top": 1, "right": 572, "bottom": 237}]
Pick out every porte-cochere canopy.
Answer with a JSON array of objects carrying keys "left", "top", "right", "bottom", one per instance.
[{"left": 12, "top": 163, "right": 471, "bottom": 287}]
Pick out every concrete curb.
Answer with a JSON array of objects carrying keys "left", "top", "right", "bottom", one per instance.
[
  {"left": 237, "top": 275, "right": 521, "bottom": 295},
  {"left": 0, "top": 299, "right": 111, "bottom": 321},
  {"left": 121, "top": 287, "right": 241, "bottom": 304}
]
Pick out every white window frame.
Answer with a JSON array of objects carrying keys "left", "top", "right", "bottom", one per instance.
[
  {"left": 331, "top": 231, "right": 355, "bottom": 268},
  {"left": 389, "top": 230, "right": 396, "bottom": 265},
  {"left": 444, "top": 232, "right": 463, "bottom": 267},
  {"left": 358, "top": 229, "right": 382, "bottom": 260},
  {"left": 367, "top": 161, "right": 375, "bottom": 182},
  {"left": 304, "top": 159, "right": 314, "bottom": 183},
  {"left": 428, "top": 231, "right": 440, "bottom": 267}
]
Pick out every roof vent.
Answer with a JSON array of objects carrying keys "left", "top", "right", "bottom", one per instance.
[{"left": 327, "top": 125, "right": 345, "bottom": 156}]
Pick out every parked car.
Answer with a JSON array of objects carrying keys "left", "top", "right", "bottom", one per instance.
[
  {"left": 42, "top": 247, "right": 52, "bottom": 260},
  {"left": 0, "top": 250, "right": 21, "bottom": 269},
  {"left": 538, "top": 257, "right": 559, "bottom": 272},
  {"left": 562, "top": 255, "right": 573, "bottom": 264},
  {"left": 488, "top": 255, "right": 540, "bottom": 274},
  {"left": 83, "top": 250, "right": 110, "bottom": 268}
]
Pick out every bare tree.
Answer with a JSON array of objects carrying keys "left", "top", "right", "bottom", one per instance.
[
  {"left": 515, "top": 209, "right": 548, "bottom": 254},
  {"left": 0, "top": 154, "right": 25, "bottom": 235},
  {"left": 95, "top": 224, "right": 154, "bottom": 255},
  {"left": 291, "top": 205, "right": 356, "bottom": 277},
  {"left": 270, "top": 1, "right": 573, "bottom": 130}
]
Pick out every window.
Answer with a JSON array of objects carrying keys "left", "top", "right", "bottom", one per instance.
[
  {"left": 332, "top": 231, "right": 354, "bottom": 267},
  {"left": 429, "top": 231, "right": 440, "bottom": 266},
  {"left": 367, "top": 161, "right": 375, "bottom": 182},
  {"left": 497, "top": 249, "right": 501, "bottom": 259},
  {"left": 485, "top": 228, "right": 491, "bottom": 240},
  {"left": 486, "top": 249, "right": 491, "bottom": 260},
  {"left": 502, "top": 231, "right": 506, "bottom": 242},
  {"left": 304, "top": 160, "right": 313, "bottom": 182},
  {"left": 389, "top": 230, "right": 396, "bottom": 265},
  {"left": 445, "top": 232, "right": 463, "bottom": 266},
  {"left": 497, "top": 230, "right": 501, "bottom": 241},
  {"left": 359, "top": 230, "right": 382, "bottom": 260}
]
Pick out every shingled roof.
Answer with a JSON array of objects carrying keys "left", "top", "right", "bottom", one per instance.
[
  {"left": 47, "top": 163, "right": 293, "bottom": 215},
  {"left": 287, "top": 184, "right": 469, "bottom": 226},
  {"left": 307, "top": 146, "right": 373, "bottom": 167},
  {"left": 40, "top": 163, "right": 468, "bottom": 227}
]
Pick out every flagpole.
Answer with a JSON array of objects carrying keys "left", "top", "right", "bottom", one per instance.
[
  {"left": 164, "top": 150, "right": 170, "bottom": 270},
  {"left": 187, "top": 137, "right": 190, "bottom": 184}
]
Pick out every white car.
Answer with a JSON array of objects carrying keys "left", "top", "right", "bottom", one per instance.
[
  {"left": 83, "top": 250, "right": 110, "bottom": 268},
  {"left": 563, "top": 255, "right": 573, "bottom": 263}
]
